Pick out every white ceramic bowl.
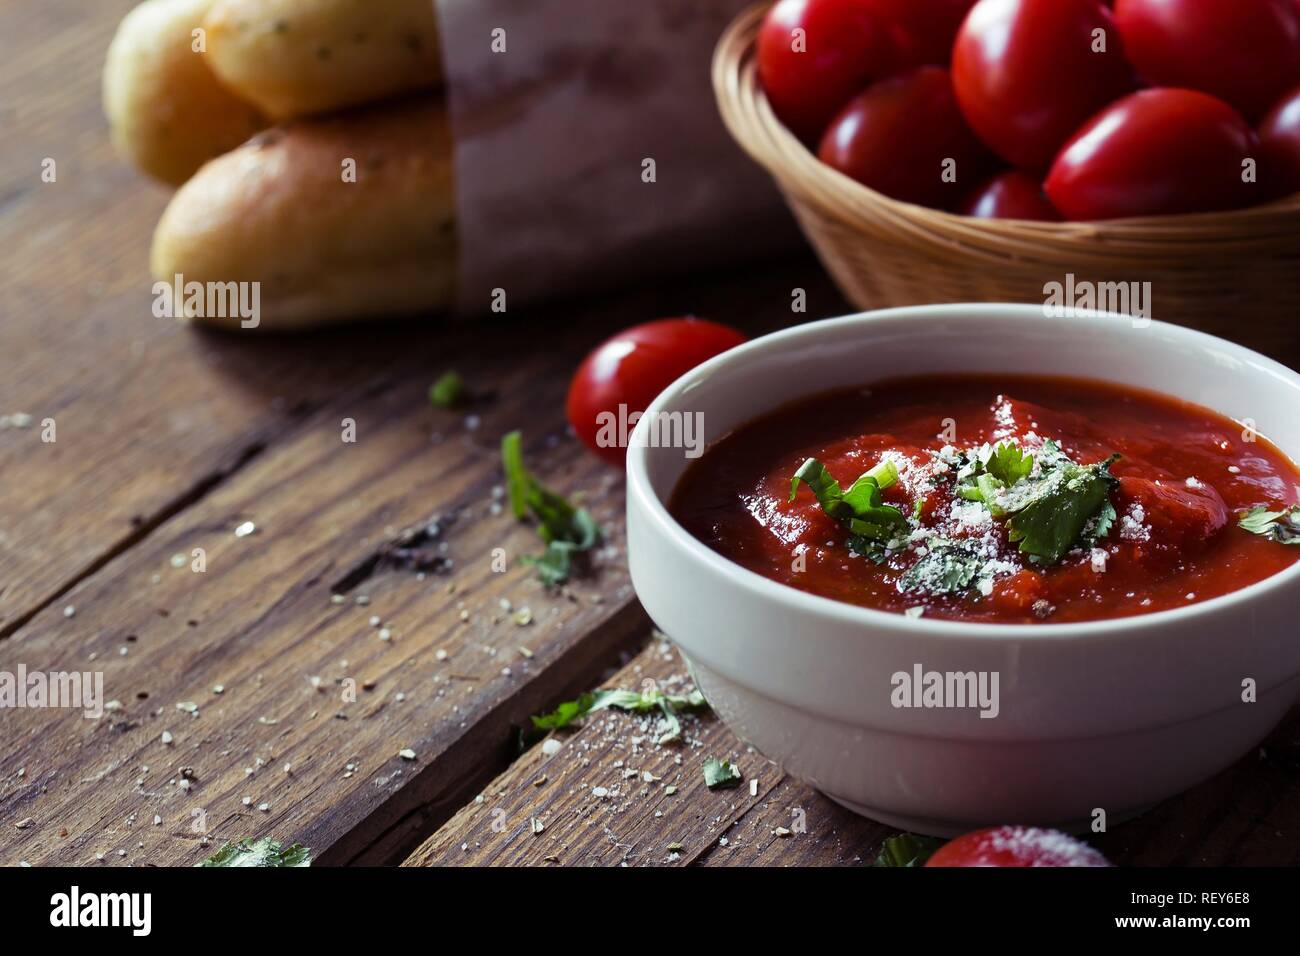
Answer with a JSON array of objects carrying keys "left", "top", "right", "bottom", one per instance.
[{"left": 626, "top": 304, "right": 1300, "bottom": 836}]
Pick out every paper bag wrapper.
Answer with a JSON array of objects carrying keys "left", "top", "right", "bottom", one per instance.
[{"left": 433, "top": 0, "right": 800, "bottom": 313}]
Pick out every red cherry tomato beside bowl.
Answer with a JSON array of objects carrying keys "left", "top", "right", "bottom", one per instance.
[
  {"left": 818, "top": 67, "right": 991, "bottom": 207},
  {"left": 958, "top": 171, "right": 1061, "bottom": 220},
  {"left": 566, "top": 318, "right": 747, "bottom": 466},
  {"left": 926, "top": 826, "right": 1112, "bottom": 867},
  {"left": 1045, "top": 88, "right": 1259, "bottom": 220}
]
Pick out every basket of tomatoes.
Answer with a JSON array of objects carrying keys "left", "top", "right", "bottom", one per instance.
[{"left": 714, "top": 0, "right": 1300, "bottom": 352}]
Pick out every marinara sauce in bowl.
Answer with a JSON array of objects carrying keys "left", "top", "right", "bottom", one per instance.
[
  {"left": 670, "top": 375, "right": 1300, "bottom": 625},
  {"left": 625, "top": 305, "right": 1300, "bottom": 834}
]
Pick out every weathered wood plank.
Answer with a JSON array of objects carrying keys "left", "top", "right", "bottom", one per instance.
[
  {"left": 407, "top": 638, "right": 1300, "bottom": 866},
  {"left": 0, "top": 238, "right": 850, "bottom": 867},
  {"left": 0, "top": 0, "right": 416, "bottom": 633},
  {"left": 0, "top": 340, "right": 633, "bottom": 865},
  {"left": 0, "top": 3, "right": 848, "bottom": 861},
  {"left": 401, "top": 635, "right": 787, "bottom": 866},
  {"left": 1091, "top": 706, "right": 1300, "bottom": 867}
]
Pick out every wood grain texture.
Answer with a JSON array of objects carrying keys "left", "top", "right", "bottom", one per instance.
[
  {"left": 402, "top": 636, "right": 789, "bottom": 866},
  {"left": 408, "top": 639, "right": 1300, "bottom": 867},
  {"left": 0, "top": 249, "right": 851, "bottom": 868},
  {"left": 0, "top": 0, "right": 842, "bottom": 868},
  {"left": 0, "top": 327, "right": 636, "bottom": 867},
  {"left": 14, "top": 0, "right": 1300, "bottom": 872},
  {"left": 0, "top": 0, "right": 419, "bottom": 633}
]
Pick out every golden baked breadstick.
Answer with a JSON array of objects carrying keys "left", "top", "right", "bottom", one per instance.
[
  {"left": 151, "top": 97, "right": 455, "bottom": 330},
  {"left": 202, "top": 0, "right": 443, "bottom": 120},
  {"left": 103, "top": 0, "right": 266, "bottom": 185}
]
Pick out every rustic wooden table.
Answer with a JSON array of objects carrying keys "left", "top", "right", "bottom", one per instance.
[{"left": 3, "top": 0, "right": 1299, "bottom": 868}]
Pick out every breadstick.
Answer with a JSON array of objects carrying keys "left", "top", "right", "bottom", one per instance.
[
  {"left": 103, "top": 0, "right": 265, "bottom": 185},
  {"left": 202, "top": 0, "right": 443, "bottom": 120},
  {"left": 151, "top": 97, "right": 456, "bottom": 330}
]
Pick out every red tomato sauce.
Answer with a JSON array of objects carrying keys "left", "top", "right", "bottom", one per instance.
[{"left": 669, "top": 375, "right": 1300, "bottom": 624}]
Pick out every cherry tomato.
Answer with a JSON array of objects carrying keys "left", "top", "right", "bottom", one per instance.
[
  {"left": 1045, "top": 89, "right": 1259, "bottom": 220},
  {"left": 757, "top": 0, "right": 896, "bottom": 144},
  {"left": 926, "top": 826, "right": 1112, "bottom": 867},
  {"left": 818, "top": 67, "right": 992, "bottom": 207},
  {"left": 958, "top": 171, "right": 1060, "bottom": 220},
  {"left": 862, "top": 0, "right": 978, "bottom": 68},
  {"left": 953, "top": 0, "right": 1134, "bottom": 171},
  {"left": 1259, "top": 85, "right": 1300, "bottom": 198},
  {"left": 566, "top": 318, "right": 747, "bottom": 466},
  {"left": 1114, "top": 0, "right": 1300, "bottom": 121}
]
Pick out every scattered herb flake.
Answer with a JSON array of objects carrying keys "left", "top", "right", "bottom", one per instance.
[
  {"left": 428, "top": 371, "right": 465, "bottom": 408},
  {"left": 703, "top": 757, "right": 743, "bottom": 790},
  {"left": 501, "top": 430, "right": 601, "bottom": 585},
  {"left": 530, "top": 686, "right": 708, "bottom": 745},
  {"left": 872, "top": 833, "right": 944, "bottom": 867},
  {"left": 531, "top": 692, "right": 596, "bottom": 731},
  {"left": 198, "top": 838, "right": 311, "bottom": 867}
]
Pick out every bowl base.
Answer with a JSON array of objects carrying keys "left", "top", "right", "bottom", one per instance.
[{"left": 820, "top": 791, "right": 1154, "bottom": 839}]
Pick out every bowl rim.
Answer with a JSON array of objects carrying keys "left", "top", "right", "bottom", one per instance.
[{"left": 625, "top": 302, "right": 1300, "bottom": 641}]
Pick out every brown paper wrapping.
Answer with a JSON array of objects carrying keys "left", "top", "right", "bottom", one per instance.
[{"left": 433, "top": 0, "right": 799, "bottom": 313}]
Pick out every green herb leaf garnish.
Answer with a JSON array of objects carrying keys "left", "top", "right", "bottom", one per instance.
[
  {"left": 702, "top": 757, "right": 743, "bottom": 790},
  {"left": 1087, "top": 498, "right": 1118, "bottom": 546},
  {"left": 502, "top": 430, "right": 601, "bottom": 584},
  {"left": 531, "top": 686, "right": 709, "bottom": 744},
  {"left": 198, "top": 838, "right": 311, "bottom": 867},
  {"left": 955, "top": 441, "right": 1035, "bottom": 513},
  {"left": 872, "top": 833, "right": 944, "bottom": 867},
  {"left": 899, "top": 538, "right": 987, "bottom": 596},
  {"left": 530, "top": 692, "right": 598, "bottom": 731},
  {"left": 1238, "top": 505, "right": 1300, "bottom": 544},
  {"left": 1005, "top": 454, "right": 1120, "bottom": 564},
  {"left": 428, "top": 370, "right": 465, "bottom": 408},
  {"left": 900, "top": 440, "right": 1120, "bottom": 596},
  {"left": 789, "top": 457, "right": 908, "bottom": 556},
  {"left": 984, "top": 441, "right": 1035, "bottom": 485}
]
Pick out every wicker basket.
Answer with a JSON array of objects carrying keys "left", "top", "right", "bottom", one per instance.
[{"left": 713, "top": 4, "right": 1300, "bottom": 356}]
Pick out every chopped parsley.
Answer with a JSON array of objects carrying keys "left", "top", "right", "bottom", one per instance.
[
  {"left": 198, "top": 838, "right": 311, "bottom": 867},
  {"left": 794, "top": 439, "right": 1121, "bottom": 600},
  {"left": 530, "top": 692, "right": 598, "bottom": 732},
  {"left": 956, "top": 440, "right": 1035, "bottom": 512},
  {"left": 531, "top": 686, "right": 708, "bottom": 745},
  {"left": 702, "top": 757, "right": 743, "bottom": 790},
  {"left": 1004, "top": 451, "right": 1119, "bottom": 564},
  {"left": 789, "top": 457, "right": 908, "bottom": 561},
  {"left": 947, "top": 438, "right": 1119, "bottom": 565},
  {"left": 900, "top": 538, "right": 986, "bottom": 596},
  {"left": 502, "top": 430, "right": 601, "bottom": 585},
  {"left": 1238, "top": 505, "right": 1300, "bottom": 544},
  {"left": 871, "top": 833, "right": 944, "bottom": 867},
  {"left": 428, "top": 370, "right": 465, "bottom": 408}
]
